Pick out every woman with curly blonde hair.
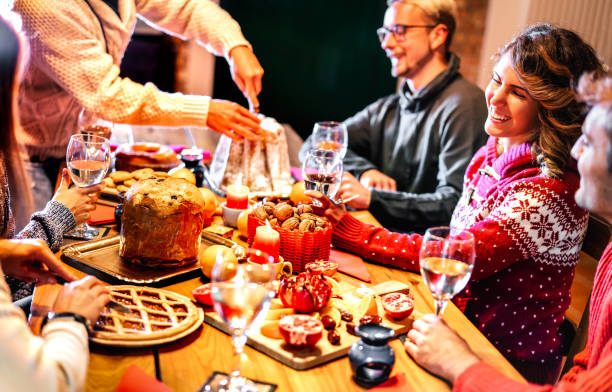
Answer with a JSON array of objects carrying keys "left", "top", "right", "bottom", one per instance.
[{"left": 309, "top": 24, "right": 604, "bottom": 384}]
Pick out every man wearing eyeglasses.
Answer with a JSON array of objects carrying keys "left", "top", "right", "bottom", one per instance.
[{"left": 301, "top": 0, "right": 487, "bottom": 233}]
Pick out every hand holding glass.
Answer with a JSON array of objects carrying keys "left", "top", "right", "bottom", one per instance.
[
  {"left": 210, "top": 250, "right": 275, "bottom": 392},
  {"left": 64, "top": 134, "right": 111, "bottom": 240},
  {"left": 302, "top": 149, "right": 343, "bottom": 200},
  {"left": 419, "top": 227, "right": 475, "bottom": 316},
  {"left": 311, "top": 121, "right": 348, "bottom": 159}
]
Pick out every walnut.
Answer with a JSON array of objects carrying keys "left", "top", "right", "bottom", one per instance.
[
  {"left": 269, "top": 218, "right": 279, "bottom": 227},
  {"left": 281, "top": 216, "right": 300, "bottom": 230},
  {"left": 253, "top": 206, "right": 269, "bottom": 221},
  {"left": 315, "top": 217, "right": 328, "bottom": 228},
  {"left": 263, "top": 202, "right": 275, "bottom": 215},
  {"left": 297, "top": 204, "right": 313, "bottom": 215},
  {"left": 299, "top": 212, "right": 318, "bottom": 221},
  {"left": 273, "top": 203, "right": 293, "bottom": 221},
  {"left": 298, "top": 219, "right": 315, "bottom": 232}
]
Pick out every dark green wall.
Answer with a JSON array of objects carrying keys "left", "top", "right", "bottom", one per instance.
[{"left": 213, "top": 1, "right": 396, "bottom": 139}]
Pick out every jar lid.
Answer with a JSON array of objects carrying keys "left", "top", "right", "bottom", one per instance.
[{"left": 355, "top": 323, "right": 395, "bottom": 345}]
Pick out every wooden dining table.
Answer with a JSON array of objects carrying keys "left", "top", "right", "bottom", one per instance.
[{"left": 31, "top": 208, "right": 525, "bottom": 392}]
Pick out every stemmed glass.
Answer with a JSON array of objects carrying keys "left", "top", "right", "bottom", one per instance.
[
  {"left": 311, "top": 121, "right": 348, "bottom": 159},
  {"left": 210, "top": 250, "right": 275, "bottom": 392},
  {"left": 78, "top": 109, "right": 113, "bottom": 140},
  {"left": 302, "top": 149, "right": 343, "bottom": 201},
  {"left": 64, "top": 133, "right": 111, "bottom": 240},
  {"left": 419, "top": 226, "right": 475, "bottom": 316}
]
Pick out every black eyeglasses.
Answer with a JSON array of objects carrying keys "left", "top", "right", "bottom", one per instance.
[{"left": 376, "top": 24, "right": 436, "bottom": 43}]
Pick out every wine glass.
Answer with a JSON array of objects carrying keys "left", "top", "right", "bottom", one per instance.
[
  {"left": 311, "top": 121, "right": 348, "bottom": 159},
  {"left": 78, "top": 109, "right": 113, "bottom": 140},
  {"left": 302, "top": 149, "right": 343, "bottom": 202},
  {"left": 64, "top": 134, "right": 111, "bottom": 240},
  {"left": 419, "top": 226, "right": 475, "bottom": 316},
  {"left": 210, "top": 250, "right": 275, "bottom": 392}
]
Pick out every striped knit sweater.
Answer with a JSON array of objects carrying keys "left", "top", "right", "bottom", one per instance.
[
  {"left": 14, "top": 0, "right": 251, "bottom": 160},
  {"left": 1, "top": 156, "right": 75, "bottom": 300},
  {"left": 332, "top": 137, "right": 587, "bottom": 383},
  {"left": 455, "top": 242, "right": 612, "bottom": 391}
]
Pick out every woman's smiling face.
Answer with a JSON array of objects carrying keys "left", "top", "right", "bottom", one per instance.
[{"left": 484, "top": 53, "right": 540, "bottom": 150}]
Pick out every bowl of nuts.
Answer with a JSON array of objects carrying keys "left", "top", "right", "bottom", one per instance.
[{"left": 247, "top": 199, "right": 332, "bottom": 273}]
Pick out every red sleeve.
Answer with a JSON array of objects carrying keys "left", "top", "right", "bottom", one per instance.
[
  {"left": 454, "top": 342, "right": 612, "bottom": 392},
  {"left": 332, "top": 214, "right": 422, "bottom": 272}
]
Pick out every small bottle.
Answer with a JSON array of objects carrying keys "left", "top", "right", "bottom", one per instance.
[{"left": 180, "top": 148, "right": 206, "bottom": 187}]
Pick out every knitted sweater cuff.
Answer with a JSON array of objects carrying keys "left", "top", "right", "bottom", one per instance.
[
  {"left": 178, "top": 95, "right": 211, "bottom": 128},
  {"left": 34, "top": 200, "right": 76, "bottom": 249},
  {"left": 454, "top": 362, "right": 525, "bottom": 392},
  {"left": 332, "top": 214, "right": 367, "bottom": 251}
]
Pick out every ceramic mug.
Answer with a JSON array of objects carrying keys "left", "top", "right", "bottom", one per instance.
[{"left": 247, "top": 257, "right": 292, "bottom": 281}]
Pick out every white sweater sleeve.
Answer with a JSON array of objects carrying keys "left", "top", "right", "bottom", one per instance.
[
  {"left": 135, "top": 0, "right": 252, "bottom": 58},
  {"left": 16, "top": 0, "right": 221, "bottom": 127},
  {"left": 0, "top": 275, "right": 89, "bottom": 392}
]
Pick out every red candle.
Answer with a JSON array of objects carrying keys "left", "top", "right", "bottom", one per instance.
[
  {"left": 252, "top": 224, "right": 280, "bottom": 264},
  {"left": 226, "top": 184, "right": 249, "bottom": 209}
]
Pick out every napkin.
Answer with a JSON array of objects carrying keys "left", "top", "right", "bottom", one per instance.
[
  {"left": 330, "top": 249, "right": 372, "bottom": 282},
  {"left": 88, "top": 204, "right": 116, "bottom": 225},
  {"left": 115, "top": 364, "right": 172, "bottom": 392},
  {"left": 370, "top": 373, "right": 410, "bottom": 392}
]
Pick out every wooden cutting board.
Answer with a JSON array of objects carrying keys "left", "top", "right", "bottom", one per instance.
[{"left": 204, "top": 279, "right": 415, "bottom": 370}]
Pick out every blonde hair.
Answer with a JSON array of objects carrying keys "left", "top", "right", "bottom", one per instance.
[
  {"left": 387, "top": 0, "right": 458, "bottom": 49},
  {"left": 500, "top": 24, "right": 604, "bottom": 178}
]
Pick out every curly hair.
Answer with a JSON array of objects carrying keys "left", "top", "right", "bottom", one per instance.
[{"left": 499, "top": 24, "right": 605, "bottom": 178}]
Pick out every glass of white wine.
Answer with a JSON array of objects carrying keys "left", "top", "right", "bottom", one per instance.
[
  {"left": 311, "top": 121, "right": 348, "bottom": 159},
  {"left": 419, "top": 226, "right": 475, "bottom": 316},
  {"left": 302, "top": 149, "right": 343, "bottom": 201},
  {"left": 64, "top": 133, "right": 111, "bottom": 240},
  {"left": 210, "top": 250, "right": 275, "bottom": 392}
]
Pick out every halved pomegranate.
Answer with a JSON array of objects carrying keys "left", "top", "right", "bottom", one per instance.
[
  {"left": 305, "top": 261, "right": 339, "bottom": 277},
  {"left": 278, "top": 272, "right": 332, "bottom": 313},
  {"left": 192, "top": 283, "right": 214, "bottom": 306},
  {"left": 381, "top": 292, "right": 414, "bottom": 320},
  {"left": 279, "top": 315, "right": 323, "bottom": 347}
]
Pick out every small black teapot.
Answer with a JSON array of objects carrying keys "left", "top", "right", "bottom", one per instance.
[{"left": 348, "top": 323, "right": 396, "bottom": 386}]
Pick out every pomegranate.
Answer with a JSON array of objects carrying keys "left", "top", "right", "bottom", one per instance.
[
  {"left": 192, "top": 283, "right": 214, "bottom": 306},
  {"left": 381, "top": 292, "right": 414, "bottom": 320},
  {"left": 279, "top": 315, "right": 323, "bottom": 347},
  {"left": 305, "top": 261, "right": 339, "bottom": 277},
  {"left": 278, "top": 272, "right": 332, "bottom": 313}
]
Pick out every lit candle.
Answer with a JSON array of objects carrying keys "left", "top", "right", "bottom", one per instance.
[
  {"left": 226, "top": 184, "right": 249, "bottom": 209},
  {"left": 252, "top": 224, "right": 280, "bottom": 264}
]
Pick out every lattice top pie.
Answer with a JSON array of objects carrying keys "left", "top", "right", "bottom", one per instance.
[{"left": 93, "top": 285, "right": 199, "bottom": 341}]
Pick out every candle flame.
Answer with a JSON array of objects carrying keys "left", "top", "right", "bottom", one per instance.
[{"left": 265, "top": 219, "right": 273, "bottom": 230}]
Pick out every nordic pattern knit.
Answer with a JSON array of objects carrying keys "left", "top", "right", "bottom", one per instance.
[
  {"left": 14, "top": 0, "right": 252, "bottom": 160},
  {"left": 1, "top": 157, "right": 76, "bottom": 300},
  {"left": 332, "top": 137, "right": 587, "bottom": 382},
  {"left": 454, "top": 242, "right": 612, "bottom": 392}
]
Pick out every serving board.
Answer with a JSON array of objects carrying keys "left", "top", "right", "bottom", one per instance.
[
  {"left": 60, "top": 235, "right": 226, "bottom": 286},
  {"left": 204, "top": 279, "right": 414, "bottom": 370}
]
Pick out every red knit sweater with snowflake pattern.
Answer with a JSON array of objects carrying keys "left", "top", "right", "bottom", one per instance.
[
  {"left": 333, "top": 137, "right": 587, "bottom": 381},
  {"left": 454, "top": 242, "right": 612, "bottom": 392}
]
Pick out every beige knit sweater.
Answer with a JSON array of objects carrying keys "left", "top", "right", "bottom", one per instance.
[{"left": 15, "top": 0, "right": 252, "bottom": 160}]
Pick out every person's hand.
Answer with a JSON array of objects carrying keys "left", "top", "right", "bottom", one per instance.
[
  {"left": 207, "top": 99, "right": 262, "bottom": 141},
  {"left": 337, "top": 172, "right": 371, "bottom": 209},
  {"left": 305, "top": 190, "right": 347, "bottom": 225},
  {"left": 360, "top": 169, "right": 397, "bottom": 192},
  {"left": 0, "top": 239, "right": 77, "bottom": 284},
  {"left": 405, "top": 314, "right": 480, "bottom": 383},
  {"left": 53, "top": 276, "right": 110, "bottom": 326},
  {"left": 52, "top": 169, "right": 103, "bottom": 226},
  {"left": 227, "top": 45, "right": 264, "bottom": 112}
]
